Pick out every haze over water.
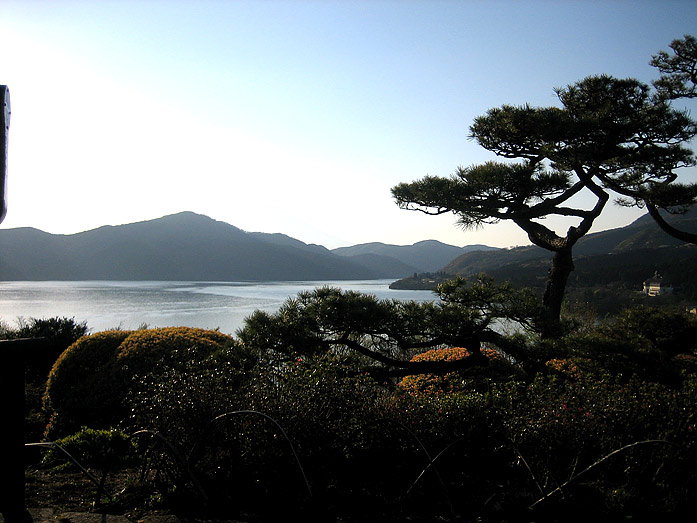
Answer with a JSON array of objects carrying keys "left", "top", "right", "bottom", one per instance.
[{"left": 0, "top": 280, "right": 437, "bottom": 335}]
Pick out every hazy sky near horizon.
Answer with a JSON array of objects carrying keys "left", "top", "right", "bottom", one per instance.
[{"left": 1, "top": 0, "right": 695, "bottom": 249}]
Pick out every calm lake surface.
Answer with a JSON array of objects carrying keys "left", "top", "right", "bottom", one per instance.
[{"left": 0, "top": 280, "right": 437, "bottom": 335}]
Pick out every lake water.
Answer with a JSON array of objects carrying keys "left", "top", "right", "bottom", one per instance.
[{"left": 0, "top": 280, "right": 437, "bottom": 335}]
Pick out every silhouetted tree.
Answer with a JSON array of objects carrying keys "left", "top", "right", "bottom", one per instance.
[
  {"left": 238, "top": 278, "right": 544, "bottom": 378},
  {"left": 393, "top": 72, "right": 696, "bottom": 338},
  {"left": 637, "top": 35, "right": 697, "bottom": 244},
  {"left": 652, "top": 34, "right": 697, "bottom": 100}
]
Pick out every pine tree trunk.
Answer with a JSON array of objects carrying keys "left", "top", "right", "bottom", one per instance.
[{"left": 541, "top": 248, "right": 574, "bottom": 338}]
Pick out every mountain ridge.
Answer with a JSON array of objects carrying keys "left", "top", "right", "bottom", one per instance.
[
  {"left": 5, "top": 209, "right": 692, "bottom": 284},
  {"left": 439, "top": 207, "right": 697, "bottom": 280},
  {"left": 332, "top": 239, "right": 497, "bottom": 273},
  {"left": 0, "top": 212, "right": 490, "bottom": 281}
]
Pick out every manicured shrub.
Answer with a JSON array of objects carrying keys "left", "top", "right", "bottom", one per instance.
[
  {"left": 44, "top": 327, "right": 236, "bottom": 439},
  {"left": 123, "top": 343, "right": 253, "bottom": 512},
  {"left": 673, "top": 352, "right": 697, "bottom": 375},
  {"left": 247, "top": 356, "right": 385, "bottom": 458},
  {"left": 388, "top": 355, "right": 697, "bottom": 520},
  {"left": 602, "top": 307, "right": 697, "bottom": 356},
  {"left": 544, "top": 356, "right": 612, "bottom": 382},
  {"left": 116, "top": 327, "right": 233, "bottom": 378},
  {"left": 44, "top": 330, "right": 132, "bottom": 438},
  {"left": 383, "top": 386, "right": 514, "bottom": 518},
  {"left": 123, "top": 354, "right": 384, "bottom": 516}
]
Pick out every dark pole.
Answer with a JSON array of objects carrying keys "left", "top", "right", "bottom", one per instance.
[
  {"left": 0, "top": 85, "right": 32, "bottom": 522},
  {"left": 1, "top": 84, "right": 8, "bottom": 222},
  {"left": 0, "top": 340, "right": 35, "bottom": 522}
]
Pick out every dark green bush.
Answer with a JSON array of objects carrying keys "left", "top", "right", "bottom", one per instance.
[
  {"left": 45, "top": 426, "right": 138, "bottom": 472},
  {"left": 603, "top": 307, "right": 697, "bottom": 356},
  {"left": 130, "top": 323, "right": 694, "bottom": 520},
  {"left": 379, "top": 387, "right": 512, "bottom": 519},
  {"left": 490, "top": 374, "right": 697, "bottom": 518},
  {"left": 539, "top": 307, "right": 697, "bottom": 388},
  {"left": 126, "top": 348, "right": 249, "bottom": 449},
  {"left": 202, "top": 356, "right": 386, "bottom": 516},
  {"left": 44, "top": 427, "right": 139, "bottom": 508},
  {"left": 10, "top": 317, "right": 90, "bottom": 384},
  {"left": 380, "top": 364, "right": 697, "bottom": 520},
  {"left": 127, "top": 355, "right": 390, "bottom": 517}
]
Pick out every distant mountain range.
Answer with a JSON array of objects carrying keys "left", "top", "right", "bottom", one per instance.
[
  {"left": 0, "top": 212, "right": 494, "bottom": 281},
  {"left": 333, "top": 241, "right": 497, "bottom": 273},
  {"left": 437, "top": 207, "right": 697, "bottom": 293},
  {"left": 2, "top": 209, "right": 695, "bottom": 284}
]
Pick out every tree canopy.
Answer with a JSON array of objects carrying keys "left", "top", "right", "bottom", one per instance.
[
  {"left": 393, "top": 39, "right": 697, "bottom": 337},
  {"left": 641, "top": 34, "right": 697, "bottom": 243},
  {"left": 237, "top": 277, "right": 543, "bottom": 379},
  {"left": 651, "top": 34, "right": 697, "bottom": 101}
]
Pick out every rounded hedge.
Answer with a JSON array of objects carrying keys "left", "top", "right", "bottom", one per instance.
[
  {"left": 116, "top": 327, "right": 233, "bottom": 378},
  {"left": 44, "top": 330, "right": 132, "bottom": 438},
  {"left": 44, "top": 327, "right": 235, "bottom": 439}
]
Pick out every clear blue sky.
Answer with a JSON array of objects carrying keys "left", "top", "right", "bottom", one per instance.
[{"left": 1, "top": 0, "right": 695, "bottom": 248}]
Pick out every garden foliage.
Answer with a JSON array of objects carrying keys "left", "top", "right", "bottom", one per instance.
[
  {"left": 44, "top": 427, "right": 138, "bottom": 473},
  {"left": 35, "top": 301, "right": 697, "bottom": 521}
]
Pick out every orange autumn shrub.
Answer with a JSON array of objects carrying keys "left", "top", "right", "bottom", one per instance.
[
  {"left": 544, "top": 356, "right": 618, "bottom": 382},
  {"left": 545, "top": 357, "right": 585, "bottom": 381},
  {"left": 398, "top": 346, "right": 518, "bottom": 395}
]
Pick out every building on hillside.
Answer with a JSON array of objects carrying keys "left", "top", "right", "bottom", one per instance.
[{"left": 643, "top": 271, "right": 673, "bottom": 296}]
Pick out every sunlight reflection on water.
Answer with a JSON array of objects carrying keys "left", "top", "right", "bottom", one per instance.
[{"left": 0, "top": 280, "right": 437, "bottom": 335}]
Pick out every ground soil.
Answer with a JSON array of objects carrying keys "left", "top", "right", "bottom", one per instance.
[{"left": 20, "top": 467, "right": 191, "bottom": 522}]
